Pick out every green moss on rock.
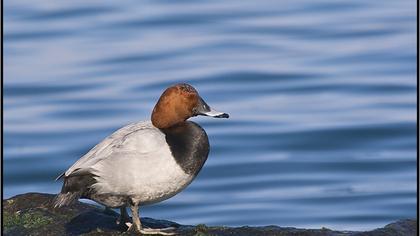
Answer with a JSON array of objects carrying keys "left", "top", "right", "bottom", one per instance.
[
  {"left": 4, "top": 211, "right": 20, "bottom": 229},
  {"left": 4, "top": 210, "right": 52, "bottom": 231}
]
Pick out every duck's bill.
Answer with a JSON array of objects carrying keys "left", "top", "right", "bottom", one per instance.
[
  {"left": 196, "top": 97, "right": 229, "bottom": 118},
  {"left": 202, "top": 108, "right": 229, "bottom": 118}
]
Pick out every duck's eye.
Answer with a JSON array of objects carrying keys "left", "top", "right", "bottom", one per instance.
[{"left": 202, "top": 103, "right": 210, "bottom": 111}]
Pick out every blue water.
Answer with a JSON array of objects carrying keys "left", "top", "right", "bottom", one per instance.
[{"left": 4, "top": 0, "right": 417, "bottom": 231}]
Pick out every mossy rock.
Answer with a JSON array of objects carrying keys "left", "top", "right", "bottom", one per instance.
[
  {"left": 2, "top": 193, "right": 418, "bottom": 236},
  {"left": 4, "top": 209, "right": 53, "bottom": 229}
]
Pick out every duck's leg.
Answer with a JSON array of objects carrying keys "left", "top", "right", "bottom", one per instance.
[
  {"left": 127, "top": 203, "right": 176, "bottom": 235},
  {"left": 121, "top": 206, "right": 130, "bottom": 223},
  {"left": 128, "top": 203, "right": 141, "bottom": 232},
  {"left": 117, "top": 206, "right": 130, "bottom": 228}
]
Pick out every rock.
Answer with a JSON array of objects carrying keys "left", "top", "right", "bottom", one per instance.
[{"left": 3, "top": 193, "right": 417, "bottom": 236}]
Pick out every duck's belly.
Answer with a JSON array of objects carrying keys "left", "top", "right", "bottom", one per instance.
[{"left": 89, "top": 147, "right": 194, "bottom": 207}]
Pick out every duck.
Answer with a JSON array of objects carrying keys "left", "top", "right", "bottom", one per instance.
[{"left": 54, "top": 83, "right": 229, "bottom": 235}]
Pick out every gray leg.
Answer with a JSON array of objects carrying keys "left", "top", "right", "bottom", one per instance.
[
  {"left": 121, "top": 206, "right": 129, "bottom": 222},
  {"left": 127, "top": 203, "right": 176, "bottom": 235},
  {"left": 117, "top": 206, "right": 130, "bottom": 228},
  {"left": 128, "top": 203, "right": 142, "bottom": 232}
]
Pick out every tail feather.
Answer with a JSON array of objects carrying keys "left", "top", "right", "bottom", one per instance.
[
  {"left": 54, "top": 172, "right": 96, "bottom": 208},
  {"left": 54, "top": 192, "right": 82, "bottom": 208}
]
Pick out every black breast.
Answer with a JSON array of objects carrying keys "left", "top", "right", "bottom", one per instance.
[{"left": 161, "top": 121, "right": 210, "bottom": 176}]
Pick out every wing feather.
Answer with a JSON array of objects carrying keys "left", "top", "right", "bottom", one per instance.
[{"left": 58, "top": 121, "right": 153, "bottom": 179}]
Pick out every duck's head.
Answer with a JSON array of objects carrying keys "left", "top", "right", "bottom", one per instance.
[{"left": 151, "top": 83, "right": 229, "bottom": 129}]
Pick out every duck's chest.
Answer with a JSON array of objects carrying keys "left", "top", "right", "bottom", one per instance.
[
  {"left": 162, "top": 121, "right": 210, "bottom": 176},
  {"left": 133, "top": 121, "right": 210, "bottom": 203}
]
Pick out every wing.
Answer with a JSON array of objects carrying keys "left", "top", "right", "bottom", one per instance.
[{"left": 57, "top": 121, "right": 154, "bottom": 180}]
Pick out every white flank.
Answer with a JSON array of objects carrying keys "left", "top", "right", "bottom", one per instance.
[{"left": 64, "top": 121, "right": 194, "bottom": 205}]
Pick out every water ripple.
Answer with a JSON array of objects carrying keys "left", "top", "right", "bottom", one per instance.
[{"left": 4, "top": 0, "right": 416, "bottom": 231}]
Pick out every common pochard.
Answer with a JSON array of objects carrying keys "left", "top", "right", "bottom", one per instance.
[{"left": 54, "top": 83, "right": 229, "bottom": 235}]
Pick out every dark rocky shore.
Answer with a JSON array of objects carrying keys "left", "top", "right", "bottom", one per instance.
[{"left": 3, "top": 193, "right": 417, "bottom": 236}]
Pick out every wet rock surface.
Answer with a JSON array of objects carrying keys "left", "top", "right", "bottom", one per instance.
[{"left": 3, "top": 193, "right": 418, "bottom": 236}]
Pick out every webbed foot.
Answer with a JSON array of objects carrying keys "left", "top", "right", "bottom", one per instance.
[{"left": 127, "top": 223, "right": 176, "bottom": 235}]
